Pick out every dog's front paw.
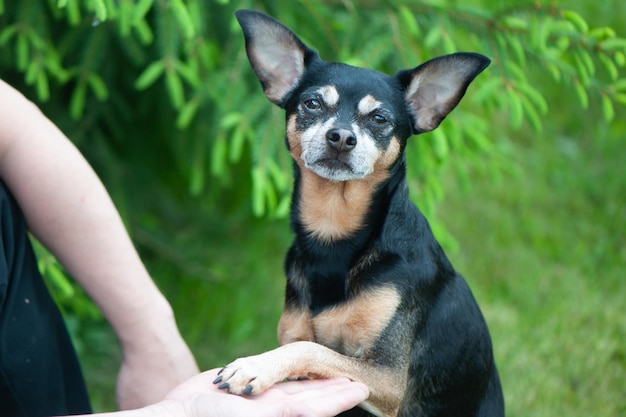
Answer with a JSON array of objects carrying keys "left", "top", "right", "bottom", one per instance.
[{"left": 213, "top": 354, "right": 282, "bottom": 396}]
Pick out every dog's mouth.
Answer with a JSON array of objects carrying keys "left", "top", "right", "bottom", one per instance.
[
  {"left": 314, "top": 158, "right": 353, "bottom": 171},
  {"left": 304, "top": 157, "right": 369, "bottom": 182}
]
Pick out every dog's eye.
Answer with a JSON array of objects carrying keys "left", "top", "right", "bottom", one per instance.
[
  {"left": 371, "top": 114, "right": 387, "bottom": 124},
  {"left": 304, "top": 99, "right": 322, "bottom": 110}
]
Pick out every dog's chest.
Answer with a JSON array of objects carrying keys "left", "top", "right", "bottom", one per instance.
[{"left": 310, "top": 285, "right": 401, "bottom": 357}]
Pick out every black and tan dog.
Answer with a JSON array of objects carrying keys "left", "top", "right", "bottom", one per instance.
[{"left": 214, "top": 9, "right": 504, "bottom": 417}]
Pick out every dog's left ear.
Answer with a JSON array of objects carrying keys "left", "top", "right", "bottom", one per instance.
[
  {"left": 235, "top": 9, "right": 318, "bottom": 107},
  {"left": 396, "top": 52, "right": 490, "bottom": 133}
]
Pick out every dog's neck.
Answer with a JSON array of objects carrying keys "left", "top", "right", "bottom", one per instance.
[{"left": 292, "top": 157, "right": 406, "bottom": 245}]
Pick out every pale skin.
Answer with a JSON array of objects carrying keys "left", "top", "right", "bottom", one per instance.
[
  {"left": 72, "top": 369, "right": 369, "bottom": 417},
  {"left": 0, "top": 78, "right": 199, "bottom": 409}
]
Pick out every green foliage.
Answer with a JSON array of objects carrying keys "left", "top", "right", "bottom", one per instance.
[
  {"left": 1, "top": 0, "right": 625, "bottom": 414},
  {"left": 1, "top": 1, "right": 625, "bottom": 223}
]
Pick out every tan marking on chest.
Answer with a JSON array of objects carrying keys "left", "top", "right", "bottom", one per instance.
[
  {"left": 278, "top": 307, "right": 314, "bottom": 345},
  {"left": 299, "top": 175, "right": 383, "bottom": 241},
  {"left": 312, "top": 285, "right": 401, "bottom": 357}
]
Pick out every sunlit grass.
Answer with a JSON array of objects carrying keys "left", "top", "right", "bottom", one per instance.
[{"left": 438, "top": 127, "right": 626, "bottom": 417}]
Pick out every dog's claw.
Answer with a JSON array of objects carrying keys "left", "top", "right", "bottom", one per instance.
[
  {"left": 242, "top": 385, "right": 254, "bottom": 396},
  {"left": 212, "top": 375, "right": 223, "bottom": 384},
  {"left": 218, "top": 382, "right": 230, "bottom": 390}
]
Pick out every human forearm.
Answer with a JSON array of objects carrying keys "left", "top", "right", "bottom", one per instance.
[
  {"left": 0, "top": 79, "right": 198, "bottom": 408},
  {"left": 0, "top": 79, "right": 171, "bottom": 343}
]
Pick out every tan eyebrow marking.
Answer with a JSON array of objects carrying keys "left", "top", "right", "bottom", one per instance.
[
  {"left": 317, "top": 85, "right": 340, "bottom": 107},
  {"left": 357, "top": 94, "right": 383, "bottom": 115}
]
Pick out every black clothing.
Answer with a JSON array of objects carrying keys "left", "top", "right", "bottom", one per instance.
[{"left": 0, "top": 181, "right": 91, "bottom": 416}]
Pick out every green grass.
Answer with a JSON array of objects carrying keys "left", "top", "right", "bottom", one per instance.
[{"left": 437, "top": 125, "right": 626, "bottom": 416}]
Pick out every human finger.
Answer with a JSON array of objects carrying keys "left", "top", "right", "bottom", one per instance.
[{"left": 293, "top": 380, "right": 369, "bottom": 417}]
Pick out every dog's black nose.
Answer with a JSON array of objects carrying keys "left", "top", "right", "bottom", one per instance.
[{"left": 326, "top": 128, "right": 357, "bottom": 152}]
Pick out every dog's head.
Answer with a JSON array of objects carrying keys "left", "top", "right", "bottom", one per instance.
[{"left": 235, "top": 9, "right": 489, "bottom": 184}]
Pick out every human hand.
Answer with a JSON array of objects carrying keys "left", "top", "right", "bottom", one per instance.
[{"left": 154, "top": 368, "right": 369, "bottom": 417}]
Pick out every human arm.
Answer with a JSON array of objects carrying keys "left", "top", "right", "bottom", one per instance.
[
  {"left": 73, "top": 369, "right": 369, "bottom": 417},
  {"left": 0, "top": 79, "right": 199, "bottom": 408}
]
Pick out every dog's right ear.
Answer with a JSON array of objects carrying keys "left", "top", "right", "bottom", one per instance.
[{"left": 235, "top": 10, "right": 316, "bottom": 107}]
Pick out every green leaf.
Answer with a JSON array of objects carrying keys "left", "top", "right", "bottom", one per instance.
[
  {"left": 471, "top": 76, "right": 502, "bottom": 104},
  {"left": 189, "top": 149, "right": 204, "bottom": 196},
  {"left": 547, "top": 20, "right": 577, "bottom": 36},
  {"left": 118, "top": 1, "right": 132, "bottom": 35},
  {"left": 516, "top": 82, "right": 549, "bottom": 115},
  {"left": 25, "top": 60, "right": 39, "bottom": 85},
  {"left": 599, "top": 53, "right": 619, "bottom": 81},
  {"left": 431, "top": 128, "right": 448, "bottom": 159},
  {"left": 135, "top": 60, "right": 165, "bottom": 90},
  {"left": 530, "top": 16, "right": 550, "bottom": 52},
  {"left": 601, "top": 94, "right": 614, "bottom": 123},
  {"left": 424, "top": 26, "right": 442, "bottom": 50},
  {"left": 66, "top": 0, "right": 81, "bottom": 26},
  {"left": 506, "top": 33, "right": 526, "bottom": 67},
  {"left": 506, "top": 87, "right": 524, "bottom": 129},
  {"left": 16, "top": 33, "right": 28, "bottom": 70},
  {"left": 36, "top": 71, "right": 50, "bottom": 101},
  {"left": 0, "top": 25, "right": 16, "bottom": 45},
  {"left": 170, "top": 0, "right": 195, "bottom": 39},
  {"left": 165, "top": 71, "right": 185, "bottom": 109},
  {"left": 267, "top": 158, "right": 289, "bottom": 193},
  {"left": 47, "top": 264, "right": 75, "bottom": 298},
  {"left": 399, "top": 6, "right": 421, "bottom": 37},
  {"left": 87, "top": 73, "right": 109, "bottom": 100},
  {"left": 134, "top": 0, "right": 154, "bottom": 21},
  {"left": 574, "top": 81, "right": 589, "bottom": 109},
  {"left": 505, "top": 60, "right": 527, "bottom": 83},
  {"left": 546, "top": 62, "right": 562, "bottom": 82},
  {"left": 176, "top": 98, "right": 200, "bottom": 128},
  {"left": 251, "top": 167, "right": 266, "bottom": 217},
  {"left": 275, "top": 195, "right": 291, "bottom": 219},
  {"left": 91, "top": 0, "right": 107, "bottom": 21},
  {"left": 219, "top": 112, "right": 242, "bottom": 130},
  {"left": 210, "top": 136, "right": 227, "bottom": 177},
  {"left": 133, "top": 18, "right": 154, "bottom": 44},
  {"left": 519, "top": 93, "right": 542, "bottom": 132},
  {"left": 174, "top": 60, "right": 200, "bottom": 87},
  {"left": 589, "top": 26, "right": 616, "bottom": 41},
  {"left": 601, "top": 38, "right": 626, "bottom": 51},
  {"left": 573, "top": 49, "right": 591, "bottom": 87},
  {"left": 614, "top": 93, "right": 626, "bottom": 106},
  {"left": 577, "top": 48, "right": 595, "bottom": 77},
  {"left": 229, "top": 128, "right": 246, "bottom": 163},
  {"left": 562, "top": 10, "right": 589, "bottom": 34},
  {"left": 69, "top": 82, "right": 87, "bottom": 119},
  {"left": 502, "top": 15, "right": 528, "bottom": 31},
  {"left": 465, "top": 126, "right": 492, "bottom": 152},
  {"left": 612, "top": 79, "right": 626, "bottom": 92}
]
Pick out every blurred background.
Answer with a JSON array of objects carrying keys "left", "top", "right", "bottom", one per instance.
[{"left": 1, "top": 0, "right": 624, "bottom": 416}]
